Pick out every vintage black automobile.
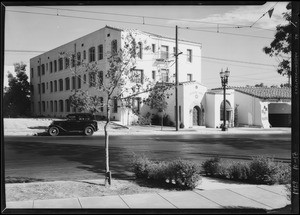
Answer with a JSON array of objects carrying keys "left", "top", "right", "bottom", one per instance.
[{"left": 48, "top": 113, "right": 98, "bottom": 136}]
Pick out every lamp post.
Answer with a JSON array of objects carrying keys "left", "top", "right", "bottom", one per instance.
[{"left": 220, "top": 68, "right": 230, "bottom": 131}]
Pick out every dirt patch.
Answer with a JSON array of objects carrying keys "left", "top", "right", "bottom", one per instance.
[{"left": 5, "top": 179, "right": 179, "bottom": 202}]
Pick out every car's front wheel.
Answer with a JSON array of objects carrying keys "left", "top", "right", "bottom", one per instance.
[
  {"left": 49, "top": 126, "right": 59, "bottom": 136},
  {"left": 84, "top": 126, "right": 94, "bottom": 136}
]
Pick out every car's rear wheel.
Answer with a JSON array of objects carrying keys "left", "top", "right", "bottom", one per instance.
[
  {"left": 49, "top": 127, "right": 59, "bottom": 136},
  {"left": 84, "top": 126, "right": 94, "bottom": 136}
]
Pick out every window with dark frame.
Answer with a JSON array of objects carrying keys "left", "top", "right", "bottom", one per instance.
[
  {"left": 111, "top": 40, "right": 118, "bottom": 55},
  {"left": 89, "top": 47, "right": 95, "bottom": 62},
  {"left": 187, "top": 49, "right": 192, "bottom": 62},
  {"left": 161, "top": 45, "right": 169, "bottom": 60},
  {"left": 65, "top": 77, "right": 70, "bottom": 90},
  {"left": 59, "top": 79, "right": 63, "bottom": 91},
  {"left": 98, "top": 44, "right": 103, "bottom": 60}
]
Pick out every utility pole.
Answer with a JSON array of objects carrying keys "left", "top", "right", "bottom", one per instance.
[{"left": 175, "top": 25, "right": 179, "bottom": 131}]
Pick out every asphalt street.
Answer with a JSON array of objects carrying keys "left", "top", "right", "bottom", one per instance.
[{"left": 4, "top": 133, "right": 291, "bottom": 182}]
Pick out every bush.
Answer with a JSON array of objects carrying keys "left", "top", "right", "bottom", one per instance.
[
  {"left": 248, "top": 156, "right": 279, "bottom": 184},
  {"left": 151, "top": 114, "right": 175, "bottom": 127},
  {"left": 201, "top": 157, "right": 222, "bottom": 176},
  {"left": 180, "top": 122, "right": 185, "bottom": 129},
  {"left": 131, "top": 155, "right": 202, "bottom": 190},
  {"left": 167, "top": 159, "right": 202, "bottom": 189},
  {"left": 227, "top": 161, "right": 250, "bottom": 180}
]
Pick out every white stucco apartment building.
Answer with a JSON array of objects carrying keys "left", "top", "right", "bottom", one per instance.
[{"left": 29, "top": 25, "right": 291, "bottom": 128}]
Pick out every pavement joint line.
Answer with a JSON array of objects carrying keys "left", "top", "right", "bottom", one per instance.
[
  {"left": 76, "top": 197, "right": 83, "bottom": 209},
  {"left": 192, "top": 190, "right": 223, "bottom": 208},
  {"left": 156, "top": 192, "right": 178, "bottom": 209},
  {"left": 226, "top": 188, "right": 274, "bottom": 209},
  {"left": 256, "top": 185, "right": 288, "bottom": 197},
  {"left": 118, "top": 194, "right": 131, "bottom": 209}
]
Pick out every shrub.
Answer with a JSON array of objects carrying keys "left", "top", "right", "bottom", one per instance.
[
  {"left": 168, "top": 159, "right": 202, "bottom": 189},
  {"left": 131, "top": 155, "right": 202, "bottom": 190},
  {"left": 248, "top": 156, "right": 280, "bottom": 184},
  {"left": 227, "top": 161, "right": 250, "bottom": 180},
  {"left": 131, "top": 154, "right": 154, "bottom": 179},
  {"left": 151, "top": 114, "right": 175, "bottom": 127},
  {"left": 179, "top": 122, "right": 185, "bottom": 129},
  {"left": 201, "top": 156, "right": 222, "bottom": 176}
]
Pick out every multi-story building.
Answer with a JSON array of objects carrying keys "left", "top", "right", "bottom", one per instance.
[
  {"left": 30, "top": 25, "right": 292, "bottom": 129},
  {"left": 30, "top": 25, "right": 208, "bottom": 128}
]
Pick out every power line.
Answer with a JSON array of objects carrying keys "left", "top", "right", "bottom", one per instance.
[
  {"left": 6, "top": 9, "right": 274, "bottom": 40},
  {"left": 28, "top": 5, "right": 275, "bottom": 32},
  {"left": 250, "top": 2, "right": 279, "bottom": 28}
]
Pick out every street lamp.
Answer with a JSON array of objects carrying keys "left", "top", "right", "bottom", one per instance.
[{"left": 220, "top": 68, "right": 230, "bottom": 131}]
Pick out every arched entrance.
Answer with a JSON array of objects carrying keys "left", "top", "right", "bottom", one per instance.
[{"left": 193, "top": 106, "right": 201, "bottom": 126}]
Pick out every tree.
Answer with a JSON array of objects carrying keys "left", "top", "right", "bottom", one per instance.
[
  {"left": 3, "top": 62, "right": 31, "bottom": 117},
  {"left": 143, "top": 83, "right": 172, "bottom": 130},
  {"left": 263, "top": 2, "right": 292, "bottom": 86},
  {"left": 64, "top": 31, "right": 153, "bottom": 186}
]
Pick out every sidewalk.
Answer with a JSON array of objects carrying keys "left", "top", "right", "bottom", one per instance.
[{"left": 5, "top": 184, "right": 289, "bottom": 210}]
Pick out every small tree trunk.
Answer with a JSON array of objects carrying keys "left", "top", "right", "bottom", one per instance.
[{"left": 105, "top": 101, "right": 111, "bottom": 186}]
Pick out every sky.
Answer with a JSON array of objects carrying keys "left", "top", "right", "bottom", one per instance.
[{"left": 3, "top": 2, "right": 290, "bottom": 89}]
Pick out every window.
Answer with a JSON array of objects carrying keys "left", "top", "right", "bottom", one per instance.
[
  {"left": 58, "top": 58, "right": 63, "bottom": 71},
  {"left": 111, "top": 39, "right": 117, "bottom": 55},
  {"left": 42, "top": 83, "right": 45, "bottom": 93},
  {"left": 65, "top": 57, "right": 70, "bottom": 69},
  {"left": 37, "top": 66, "right": 40, "bottom": 76},
  {"left": 54, "top": 80, "right": 57, "bottom": 92},
  {"left": 133, "top": 69, "right": 144, "bottom": 84},
  {"left": 132, "top": 97, "right": 141, "bottom": 114},
  {"left": 50, "top": 62, "right": 53, "bottom": 73},
  {"left": 152, "top": 44, "right": 156, "bottom": 53},
  {"left": 83, "top": 74, "right": 86, "bottom": 84},
  {"left": 98, "top": 71, "right": 103, "bottom": 86},
  {"left": 72, "top": 76, "right": 76, "bottom": 90},
  {"left": 100, "top": 97, "right": 103, "bottom": 112},
  {"left": 187, "top": 49, "right": 192, "bottom": 62},
  {"left": 50, "top": 81, "right": 53, "bottom": 92},
  {"left": 30, "top": 85, "right": 34, "bottom": 95},
  {"left": 77, "top": 52, "right": 81, "bottom": 65},
  {"left": 59, "top": 100, "right": 64, "bottom": 112},
  {"left": 38, "top": 102, "right": 41, "bottom": 113},
  {"left": 54, "top": 60, "right": 57, "bottom": 72},
  {"left": 161, "top": 45, "right": 169, "bottom": 59},
  {"left": 89, "top": 47, "right": 95, "bottom": 62},
  {"left": 59, "top": 79, "right": 63, "bottom": 91},
  {"left": 89, "top": 72, "right": 96, "bottom": 87},
  {"left": 50, "top": 101, "right": 53, "bottom": 112},
  {"left": 42, "top": 101, "right": 45, "bottom": 112},
  {"left": 31, "top": 68, "right": 34, "bottom": 78},
  {"left": 46, "top": 63, "right": 48, "bottom": 72},
  {"left": 152, "top": 71, "right": 156, "bottom": 80},
  {"left": 65, "top": 77, "right": 70, "bottom": 90},
  {"left": 54, "top": 101, "right": 57, "bottom": 112},
  {"left": 65, "top": 99, "right": 70, "bottom": 112},
  {"left": 138, "top": 42, "right": 143, "bottom": 59},
  {"left": 46, "top": 82, "right": 48, "bottom": 90},
  {"left": 71, "top": 54, "right": 75, "bottom": 67},
  {"left": 187, "top": 74, "right": 192, "bottom": 81},
  {"left": 38, "top": 84, "right": 41, "bottom": 94},
  {"left": 42, "top": 64, "right": 45, "bottom": 75},
  {"left": 98, "top": 44, "right": 103, "bottom": 60},
  {"left": 77, "top": 75, "right": 81, "bottom": 89},
  {"left": 83, "top": 50, "right": 86, "bottom": 60},
  {"left": 160, "top": 69, "right": 169, "bottom": 82},
  {"left": 113, "top": 97, "right": 118, "bottom": 113}
]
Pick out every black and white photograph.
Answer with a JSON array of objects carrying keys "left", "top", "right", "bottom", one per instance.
[{"left": 1, "top": 1, "right": 299, "bottom": 214}]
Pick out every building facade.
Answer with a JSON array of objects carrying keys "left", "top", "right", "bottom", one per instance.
[{"left": 30, "top": 25, "right": 206, "bottom": 128}]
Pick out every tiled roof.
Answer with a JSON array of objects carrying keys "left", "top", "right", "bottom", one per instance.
[{"left": 210, "top": 86, "right": 291, "bottom": 99}]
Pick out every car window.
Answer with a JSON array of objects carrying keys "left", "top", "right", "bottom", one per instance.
[
  {"left": 78, "top": 116, "right": 91, "bottom": 121},
  {"left": 67, "top": 115, "right": 77, "bottom": 120}
]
